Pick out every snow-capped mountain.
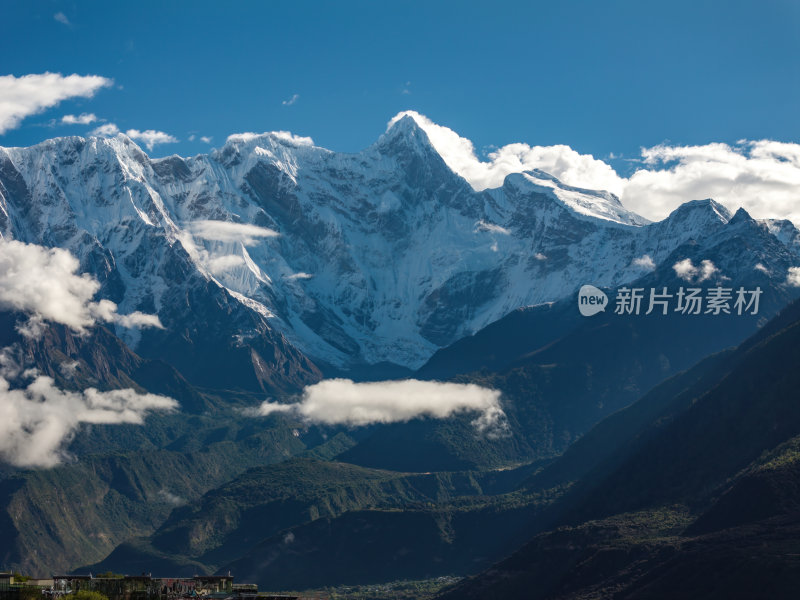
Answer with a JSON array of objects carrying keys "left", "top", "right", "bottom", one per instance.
[{"left": 0, "top": 113, "right": 798, "bottom": 390}]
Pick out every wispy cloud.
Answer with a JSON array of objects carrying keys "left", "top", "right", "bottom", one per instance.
[
  {"left": 286, "top": 272, "right": 313, "bottom": 280},
  {"left": 188, "top": 220, "right": 279, "bottom": 246},
  {"left": 0, "top": 73, "right": 112, "bottom": 134},
  {"left": 253, "top": 378, "right": 508, "bottom": 437},
  {"left": 157, "top": 489, "right": 185, "bottom": 506},
  {"left": 474, "top": 220, "right": 511, "bottom": 235},
  {"left": 282, "top": 93, "right": 299, "bottom": 106},
  {"left": 206, "top": 255, "right": 245, "bottom": 274},
  {"left": 53, "top": 12, "right": 70, "bottom": 26},
  {"left": 200, "top": 135, "right": 212, "bottom": 144},
  {"left": 125, "top": 128, "right": 179, "bottom": 151}
]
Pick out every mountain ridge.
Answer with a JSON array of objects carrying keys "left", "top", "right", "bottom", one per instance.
[{"left": 2, "top": 116, "right": 799, "bottom": 391}]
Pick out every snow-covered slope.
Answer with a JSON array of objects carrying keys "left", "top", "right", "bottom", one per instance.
[{"left": 0, "top": 113, "right": 798, "bottom": 383}]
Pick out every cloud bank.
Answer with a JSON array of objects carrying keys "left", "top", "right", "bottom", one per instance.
[
  {"left": 0, "top": 73, "right": 112, "bottom": 134},
  {"left": 0, "top": 239, "right": 162, "bottom": 335},
  {"left": 254, "top": 378, "right": 508, "bottom": 436},
  {"left": 389, "top": 111, "right": 800, "bottom": 224}
]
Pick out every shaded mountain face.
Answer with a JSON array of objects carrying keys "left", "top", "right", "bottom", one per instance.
[
  {"left": 2, "top": 115, "right": 799, "bottom": 392},
  {"left": 441, "top": 297, "right": 800, "bottom": 600},
  {"left": 343, "top": 214, "right": 800, "bottom": 472}
]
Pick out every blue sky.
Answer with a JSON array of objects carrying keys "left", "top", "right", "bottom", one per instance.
[
  {"left": 2, "top": 1, "right": 800, "bottom": 223},
  {"left": 2, "top": 0, "right": 799, "bottom": 160}
]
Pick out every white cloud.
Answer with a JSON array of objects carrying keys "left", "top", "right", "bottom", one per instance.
[
  {"left": 632, "top": 254, "right": 656, "bottom": 271},
  {"left": 53, "top": 12, "right": 70, "bottom": 26},
  {"left": 226, "top": 131, "right": 314, "bottom": 147},
  {"left": 387, "top": 110, "right": 623, "bottom": 198},
  {"left": 188, "top": 134, "right": 196, "bottom": 142},
  {"left": 672, "top": 258, "right": 718, "bottom": 283},
  {"left": 673, "top": 258, "right": 697, "bottom": 281},
  {"left": 282, "top": 93, "right": 299, "bottom": 106},
  {"left": 157, "top": 489, "right": 185, "bottom": 506},
  {"left": 787, "top": 267, "right": 800, "bottom": 287},
  {"left": 61, "top": 113, "right": 97, "bottom": 125},
  {"left": 89, "top": 299, "right": 164, "bottom": 329},
  {"left": 253, "top": 378, "right": 508, "bottom": 437},
  {"left": 286, "top": 272, "right": 313, "bottom": 280},
  {"left": 200, "top": 135, "right": 212, "bottom": 144},
  {"left": 90, "top": 122, "right": 119, "bottom": 137},
  {"left": 207, "top": 255, "right": 245, "bottom": 273},
  {"left": 0, "top": 369, "right": 176, "bottom": 468},
  {"left": 125, "top": 128, "right": 179, "bottom": 151},
  {"left": 474, "top": 220, "right": 511, "bottom": 235},
  {"left": 0, "top": 73, "right": 112, "bottom": 134},
  {"left": 189, "top": 220, "right": 279, "bottom": 246},
  {"left": 89, "top": 125, "right": 179, "bottom": 151},
  {"left": 754, "top": 263, "right": 770, "bottom": 275},
  {"left": 387, "top": 111, "right": 800, "bottom": 224},
  {"left": 534, "top": 252, "right": 548, "bottom": 261},
  {"left": 0, "top": 239, "right": 162, "bottom": 335}
]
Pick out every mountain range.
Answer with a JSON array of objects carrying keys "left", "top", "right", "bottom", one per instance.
[{"left": 1, "top": 113, "right": 800, "bottom": 596}]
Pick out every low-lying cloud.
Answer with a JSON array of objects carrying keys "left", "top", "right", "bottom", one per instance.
[
  {"left": 0, "top": 238, "right": 162, "bottom": 335},
  {"left": 673, "top": 258, "right": 719, "bottom": 283},
  {"left": 787, "top": 267, "right": 800, "bottom": 287},
  {"left": 0, "top": 368, "right": 177, "bottom": 468},
  {"left": 389, "top": 111, "right": 800, "bottom": 224},
  {"left": 189, "top": 220, "right": 279, "bottom": 246},
  {"left": 254, "top": 378, "right": 508, "bottom": 437},
  {"left": 632, "top": 254, "right": 656, "bottom": 271}
]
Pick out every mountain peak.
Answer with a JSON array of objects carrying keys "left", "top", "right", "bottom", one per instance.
[
  {"left": 666, "top": 198, "right": 732, "bottom": 225},
  {"left": 502, "top": 170, "right": 649, "bottom": 227},
  {"left": 729, "top": 206, "right": 754, "bottom": 225},
  {"left": 376, "top": 112, "right": 439, "bottom": 158}
]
